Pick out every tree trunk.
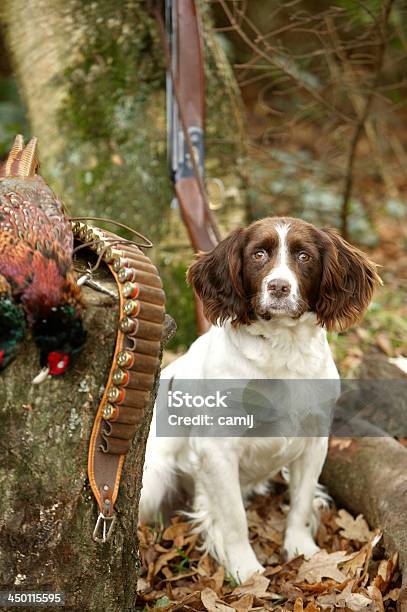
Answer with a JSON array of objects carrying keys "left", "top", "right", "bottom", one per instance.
[
  {"left": 0, "top": 259, "right": 175, "bottom": 611},
  {"left": 321, "top": 437, "right": 407, "bottom": 610}
]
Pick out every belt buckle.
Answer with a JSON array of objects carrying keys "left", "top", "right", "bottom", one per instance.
[{"left": 92, "top": 512, "right": 116, "bottom": 543}]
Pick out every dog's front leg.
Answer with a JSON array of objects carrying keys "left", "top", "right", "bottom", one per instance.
[
  {"left": 283, "top": 437, "right": 328, "bottom": 561},
  {"left": 192, "top": 443, "right": 263, "bottom": 583}
]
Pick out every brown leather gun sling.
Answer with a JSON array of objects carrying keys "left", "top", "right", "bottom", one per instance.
[{"left": 73, "top": 222, "right": 165, "bottom": 542}]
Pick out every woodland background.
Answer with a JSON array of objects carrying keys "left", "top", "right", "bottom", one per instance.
[
  {"left": 0, "top": 1, "right": 407, "bottom": 610},
  {"left": 0, "top": 0, "right": 406, "bottom": 371}
]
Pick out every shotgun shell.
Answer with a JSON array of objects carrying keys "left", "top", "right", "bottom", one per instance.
[
  {"left": 120, "top": 316, "right": 163, "bottom": 340},
  {"left": 102, "top": 403, "right": 117, "bottom": 421},
  {"left": 116, "top": 369, "right": 155, "bottom": 390},
  {"left": 113, "top": 257, "right": 156, "bottom": 274},
  {"left": 117, "top": 350, "right": 134, "bottom": 369},
  {"left": 95, "top": 241, "right": 107, "bottom": 255},
  {"left": 107, "top": 386, "right": 125, "bottom": 404},
  {"left": 112, "top": 368, "right": 129, "bottom": 386},
  {"left": 122, "top": 283, "right": 140, "bottom": 299},
  {"left": 78, "top": 225, "right": 88, "bottom": 241},
  {"left": 85, "top": 228, "right": 95, "bottom": 242},
  {"left": 119, "top": 317, "right": 136, "bottom": 334},
  {"left": 113, "top": 258, "right": 125, "bottom": 272},
  {"left": 124, "top": 300, "right": 140, "bottom": 317},
  {"left": 118, "top": 267, "right": 136, "bottom": 283},
  {"left": 103, "top": 246, "right": 122, "bottom": 264},
  {"left": 71, "top": 221, "right": 81, "bottom": 234}
]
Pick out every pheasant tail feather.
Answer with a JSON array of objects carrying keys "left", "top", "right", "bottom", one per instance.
[{"left": 0, "top": 135, "right": 39, "bottom": 179}]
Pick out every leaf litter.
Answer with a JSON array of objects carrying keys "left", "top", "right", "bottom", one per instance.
[{"left": 137, "top": 480, "right": 401, "bottom": 611}]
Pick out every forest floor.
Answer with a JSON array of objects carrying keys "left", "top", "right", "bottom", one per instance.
[{"left": 137, "top": 465, "right": 401, "bottom": 611}]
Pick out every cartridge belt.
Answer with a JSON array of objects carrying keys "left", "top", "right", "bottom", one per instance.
[{"left": 72, "top": 222, "right": 165, "bottom": 543}]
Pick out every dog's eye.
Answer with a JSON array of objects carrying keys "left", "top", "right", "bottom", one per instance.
[
  {"left": 253, "top": 250, "right": 267, "bottom": 261},
  {"left": 298, "top": 252, "right": 311, "bottom": 262}
]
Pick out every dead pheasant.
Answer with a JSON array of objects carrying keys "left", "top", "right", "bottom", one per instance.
[{"left": 0, "top": 135, "right": 86, "bottom": 378}]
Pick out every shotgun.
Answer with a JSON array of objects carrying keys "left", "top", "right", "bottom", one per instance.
[{"left": 154, "top": 0, "right": 221, "bottom": 333}]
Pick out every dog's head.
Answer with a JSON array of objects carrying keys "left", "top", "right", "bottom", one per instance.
[{"left": 187, "top": 217, "right": 381, "bottom": 331}]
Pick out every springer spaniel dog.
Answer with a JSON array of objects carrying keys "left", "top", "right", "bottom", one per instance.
[{"left": 139, "top": 217, "right": 380, "bottom": 582}]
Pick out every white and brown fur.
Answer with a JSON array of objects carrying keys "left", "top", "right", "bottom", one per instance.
[{"left": 140, "top": 217, "right": 380, "bottom": 582}]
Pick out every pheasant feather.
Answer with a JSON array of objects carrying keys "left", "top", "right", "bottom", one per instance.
[{"left": 0, "top": 135, "right": 86, "bottom": 376}]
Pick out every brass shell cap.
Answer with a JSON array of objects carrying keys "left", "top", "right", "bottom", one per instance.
[
  {"left": 112, "top": 368, "right": 127, "bottom": 385},
  {"left": 107, "top": 386, "right": 121, "bottom": 402},
  {"left": 117, "top": 350, "right": 133, "bottom": 368},
  {"left": 119, "top": 317, "right": 135, "bottom": 333},
  {"left": 124, "top": 299, "right": 139, "bottom": 316},
  {"left": 102, "top": 403, "right": 116, "bottom": 421}
]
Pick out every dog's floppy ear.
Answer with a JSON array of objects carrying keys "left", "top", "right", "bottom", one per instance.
[
  {"left": 316, "top": 228, "right": 381, "bottom": 332},
  {"left": 187, "top": 228, "right": 249, "bottom": 326}
]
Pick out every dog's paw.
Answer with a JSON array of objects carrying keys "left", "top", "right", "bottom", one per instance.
[
  {"left": 283, "top": 528, "right": 320, "bottom": 561},
  {"left": 229, "top": 561, "right": 264, "bottom": 584},
  {"left": 225, "top": 544, "right": 264, "bottom": 583}
]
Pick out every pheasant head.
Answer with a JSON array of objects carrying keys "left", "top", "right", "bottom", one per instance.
[{"left": 32, "top": 305, "right": 87, "bottom": 376}]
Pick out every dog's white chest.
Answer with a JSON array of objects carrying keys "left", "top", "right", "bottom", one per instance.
[{"left": 202, "top": 315, "right": 338, "bottom": 380}]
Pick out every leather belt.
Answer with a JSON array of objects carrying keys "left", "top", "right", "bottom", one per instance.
[{"left": 72, "top": 222, "right": 165, "bottom": 542}]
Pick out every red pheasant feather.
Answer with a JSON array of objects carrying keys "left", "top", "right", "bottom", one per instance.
[{"left": 0, "top": 135, "right": 86, "bottom": 375}]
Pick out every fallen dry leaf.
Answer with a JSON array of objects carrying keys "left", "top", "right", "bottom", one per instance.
[
  {"left": 343, "top": 592, "right": 372, "bottom": 609},
  {"left": 201, "top": 587, "right": 234, "bottom": 612},
  {"left": 384, "top": 587, "right": 400, "bottom": 602},
  {"left": 162, "top": 520, "right": 190, "bottom": 543},
  {"left": 367, "top": 584, "right": 385, "bottom": 612},
  {"left": 208, "top": 565, "right": 225, "bottom": 593},
  {"left": 197, "top": 553, "right": 216, "bottom": 577},
  {"left": 295, "top": 550, "right": 353, "bottom": 584},
  {"left": 374, "top": 553, "right": 398, "bottom": 593},
  {"left": 341, "top": 546, "right": 368, "bottom": 578},
  {"left": 304, "top": 602, "right": 320, "bottom": 611},
  {"left": 153, "top": 548, "right": 182, "bottom": 576},
  {"left": 228, "top": 593, "right": 254, "bottom": 611},
  {"left": 317, "top": 581, "right": 372, "bottom": 609},
  {"left": 294, "top": 597, "right": 304, "bottom": 611},
  {"left": 232, "top": 573, "right": 270, "bottom": 598},
  {"left": 335, "top": 509, "right": 372, "bottom": 542}
]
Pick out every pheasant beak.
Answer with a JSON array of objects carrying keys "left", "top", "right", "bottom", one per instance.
[{"left": 32, "top": 366, "right": 50, "bottom": 384}]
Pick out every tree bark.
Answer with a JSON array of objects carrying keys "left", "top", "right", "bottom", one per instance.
[
  {"left": 321, "top": 437, "right": 407, "bottom": 610},
  {"left": 0, "top": 260, "right": 175, "bottom": 611}
]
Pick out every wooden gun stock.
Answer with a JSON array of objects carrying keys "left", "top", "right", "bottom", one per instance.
[{"left": 175, "top": 177, "right": 218, "bottom": 253}]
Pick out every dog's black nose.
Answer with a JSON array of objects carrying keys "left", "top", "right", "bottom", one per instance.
[{"left": 267, "top": 278, "right": 291, "bottom": 298}]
